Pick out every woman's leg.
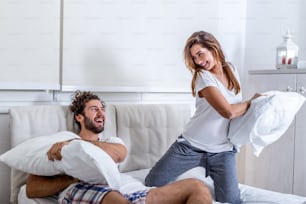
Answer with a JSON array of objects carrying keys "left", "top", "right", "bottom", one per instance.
[
  {"left": 208, "top": 150, "right": 241, "bottom": 204},
  {"left": 146, "top": 178, "right": 212, "bottom": 204},
  {"left": 145, "top": 139, "right": 202, "bottom": 187}
]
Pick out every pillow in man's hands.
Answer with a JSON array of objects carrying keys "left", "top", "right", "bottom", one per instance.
[
  {"left": 59, "top": 140, "right": 120, "bottom": 188},
  {"left": 0, "top": 131, "right": 79, "bottom": 175},
  {"left": 0, "top": 131, "right": 120, "bottom": 188}
]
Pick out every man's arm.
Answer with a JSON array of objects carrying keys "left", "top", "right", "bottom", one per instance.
[
  {"left": 89, "top": 141, "right": 127, "bottom": 163},
  {"left": 26, "top": 174, "right": 78, "bottom": 198},
  {"left": 48, "top": 139, "right": 127, "bottom": 163}
]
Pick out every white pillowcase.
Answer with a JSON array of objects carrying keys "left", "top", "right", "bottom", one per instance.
[
  {"left": 0, "top": 131, "right": 121, "bottom": 189},
  {"left": 228, "top": 91, "right": 305, "bottom": 156},
  {"left": 0, "top": 131, "right": 79, "bottom": 175},
  {"left": 58, "top": 140, "right": 120, "bottom": 189}
]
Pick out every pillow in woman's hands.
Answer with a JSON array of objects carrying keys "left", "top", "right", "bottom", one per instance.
[{"left": 228, "top": 91, "right": 305, "bottom": 156}]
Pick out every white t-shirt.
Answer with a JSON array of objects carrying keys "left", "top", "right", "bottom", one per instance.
[{"left": 182, "top": 67, "right": 242, "bottom": 153}]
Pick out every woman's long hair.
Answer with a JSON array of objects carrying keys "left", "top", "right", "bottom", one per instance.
[{"left": 183, "top": 31, "right": 240, "bottom": 97}]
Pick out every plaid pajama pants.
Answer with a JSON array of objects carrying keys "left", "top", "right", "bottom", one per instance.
[{"left": 61, "top": 182, "right": 148, "bottom": 204}]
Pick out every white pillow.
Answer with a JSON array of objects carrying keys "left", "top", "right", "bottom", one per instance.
[
  {"left": 58, "top": 140, "right": 120, "bottom": 189},
  {"left": 0, "top": 131, "right": 79, "bottom": 175},
  {"left": 228, "top": 91, "right": 305, "bottom": 156},
  {"left": 0, "top": 131, "right": 121, "bottom": 189}
]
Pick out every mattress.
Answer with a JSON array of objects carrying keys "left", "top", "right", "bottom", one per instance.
[{"left": 18, "top": 168, "right": 306, "bottom": 204}]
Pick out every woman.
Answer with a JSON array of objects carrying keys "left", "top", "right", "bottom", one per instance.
[{"left": 145, "top": 31, "right": 260, "bottom": 204}]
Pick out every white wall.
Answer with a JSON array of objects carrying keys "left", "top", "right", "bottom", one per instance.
[
  {"left": 61, "top": 0, "right": 246, "bottom": 92},
  {"left": 0, "top": 0, "right": 247, "bottom": 92},
  {"left": 0, "top": 0, "right": 61, "bottom": 90},
  {"left": 244, "top": 0, "right": 306, "bottom": 71}
]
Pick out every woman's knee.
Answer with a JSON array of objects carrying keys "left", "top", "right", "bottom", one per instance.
[{"left": 214, "top": 184, "right": 240, "bottom": 204}]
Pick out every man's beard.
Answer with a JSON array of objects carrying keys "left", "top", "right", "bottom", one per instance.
[{"left": 83, "top": 115, "right": 104, "bottom": 134}]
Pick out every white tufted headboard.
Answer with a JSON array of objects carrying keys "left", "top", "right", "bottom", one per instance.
[
  {"left": 115, "top": 104, "right": 193, "bottom": 173},
  {"left": 8, "top": 103, "right": 193, "bottom": 204},
  {"left": 8, "top": 104, "right": 117, "bottom": 204}
]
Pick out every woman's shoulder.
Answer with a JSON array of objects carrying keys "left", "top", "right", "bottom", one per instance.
[
  {"left": 199, "top": 69, "right": 213, "bottom": 78},
  {"left": 196, "top": 70, "right": 218, "bottom": 87}
]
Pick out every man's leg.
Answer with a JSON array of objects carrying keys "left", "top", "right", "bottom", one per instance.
[
  {"left": 145, "top": 178, "right": 212, "bottom": 204},
  {"left": 101, "top": 191, "right": 132, "bottom": 204}
]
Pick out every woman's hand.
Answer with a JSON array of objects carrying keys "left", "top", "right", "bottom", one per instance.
[
  {"left": 245, "top": 93, "right": 264, "bottom": 110},
  {"left": 249, "top": 93, "right": 263, "bottom": 101}
]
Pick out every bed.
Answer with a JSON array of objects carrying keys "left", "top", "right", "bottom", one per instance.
[{"left": 2, "top": 104, "right": 306, "bottom": 204}]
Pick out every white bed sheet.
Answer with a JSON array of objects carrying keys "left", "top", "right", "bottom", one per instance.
[
  {"left": 18, "top": 168, "right": 306, "bottom": 204},
  {"left": 240, "top": 184, "right": 306, "bottom": 204}
]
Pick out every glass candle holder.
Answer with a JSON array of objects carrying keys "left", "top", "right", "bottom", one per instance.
[{"left": 276, "top": 29, "right": 299, "bottom": 69}]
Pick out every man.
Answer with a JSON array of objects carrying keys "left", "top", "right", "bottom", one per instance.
[{"left": 26, "top": 90, "right": 212, "bottom": 204}]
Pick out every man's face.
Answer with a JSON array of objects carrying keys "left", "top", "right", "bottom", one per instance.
[{"left": 81, "top": 99, "right": 105, "bottom": 134}]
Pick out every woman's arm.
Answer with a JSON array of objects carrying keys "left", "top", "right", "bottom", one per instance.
[
  {"left": 199, "top": 86, "right": 261, "bottom": 119},
  {"left": 26, "top": 174, "right": 78, "bottom": 198}
]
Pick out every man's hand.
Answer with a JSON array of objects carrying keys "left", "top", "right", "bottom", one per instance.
[{"left": 47, "top": 141, "right": 70, "bottom": 161}]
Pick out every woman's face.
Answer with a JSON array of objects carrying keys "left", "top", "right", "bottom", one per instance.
[{"left": 190, "top": 44, "right": 216, "bottom": 71}]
